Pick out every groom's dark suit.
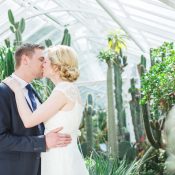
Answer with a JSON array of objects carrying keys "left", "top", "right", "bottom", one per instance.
[{"left": 0, "top": 83, "right": 46, "bottom": 175}]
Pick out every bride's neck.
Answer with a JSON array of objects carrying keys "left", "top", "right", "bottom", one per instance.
[{"left": 50, "top": 76, "right": 65, "bottom": 85}]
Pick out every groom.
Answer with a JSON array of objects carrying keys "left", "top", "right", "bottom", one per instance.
[{"left": 0, "top": 43, "right": 72, "bottom": 175}]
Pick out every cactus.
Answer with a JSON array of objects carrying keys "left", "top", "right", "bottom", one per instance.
[
  {"left": 119, "top": 141, "right": 136, "bottom": 162},
  {"left": 129, "top": 78, "right": 144, "bottom": 142},
  {"left": 61, "top": 28, "right": 71, "bottom": 46},
  {"left": 45, "top": 39, "right": 53, "bottom": 47},
  {"left": 113, "top": 50, "right": 127, "bottom": 138},
  {"left": 141, "top": 104, "right": 161, "bottom": 149},
  {"left": 106, "top": 59, "right": 118, "bottom": 157},
  {"left": 8, "top": 9, "right": 25, "bottom": 47},
  {"left": 98, "top": 49, "right": 119, "bottom": 157},
  {"left": 83, "top": 94, "right": 95, "bottom": 155},
  {"left": 108, "top": 31, "right": 128, "bottom": 141}
]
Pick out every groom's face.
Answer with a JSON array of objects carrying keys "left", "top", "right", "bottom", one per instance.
[{"left": 27, "top": 48, "right": 45, "bottom": 79}]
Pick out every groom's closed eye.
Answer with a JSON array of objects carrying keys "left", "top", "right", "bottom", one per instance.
[{"left": 39, "top": 57, "right": 45, "bottom": 62}]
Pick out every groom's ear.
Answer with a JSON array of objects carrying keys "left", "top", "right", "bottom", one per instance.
[{"left": 21, "top": 55, "right": 29, "bottom": 65}]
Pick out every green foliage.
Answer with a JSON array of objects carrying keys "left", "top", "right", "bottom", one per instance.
[
  {"left": 141, "top": 42, "right": 175, "bottom": 117},
  {"left": 86, "top": 151, "right": 146, "bottom": 175},
  {"left": 32, "top": 79, "right": 54, "bottom": 102},
  {"left": 85, "top": 147, "right": 164, "bottom": 175},
  {"left": 0, "top": 45, "right": 15, "bottom": 81},
  {"left": 98, "top": 49, "right": 116, "bottom": 63},
  {"left": 140, "top": 149, "right": 166, "bottom": 175},
  {"left": 150, "top": 42, "right": 174, "bottom": 66}
]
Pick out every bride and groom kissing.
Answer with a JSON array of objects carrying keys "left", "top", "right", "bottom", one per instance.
[{"left": 0, "top": 43, "right": 89, "bottom": 175}]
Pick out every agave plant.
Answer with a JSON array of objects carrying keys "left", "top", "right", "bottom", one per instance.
[{"left": 85, "top": 151, "right": 146, "bottom": 175}]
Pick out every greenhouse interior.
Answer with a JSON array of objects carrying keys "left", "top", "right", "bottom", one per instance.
[{"left": 1, "top": 0, "right": 175, "bottom": 174}]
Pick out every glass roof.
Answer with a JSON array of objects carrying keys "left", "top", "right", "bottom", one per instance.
[{"left": 1, "top": 0, "right": 175, "bottom": 107}]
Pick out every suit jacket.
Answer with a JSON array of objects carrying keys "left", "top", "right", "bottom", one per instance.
[{"left": 0, "top": 83, "right": 46, "bottom": 175}]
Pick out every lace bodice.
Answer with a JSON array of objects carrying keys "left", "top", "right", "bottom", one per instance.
[
  {"left": 53, "top": 81, "right": 82, "bottom": 104},
  {"left": 44, "top": 82, "right": 83, "bottom": 137}
]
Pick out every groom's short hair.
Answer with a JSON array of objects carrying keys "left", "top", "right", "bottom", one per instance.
[{"left": 14, "top": 43, "right": 45, "bottom": 68}]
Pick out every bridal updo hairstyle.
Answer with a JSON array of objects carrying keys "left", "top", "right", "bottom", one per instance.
[{"left": 48, "top": 45, "right": 80, "bottom": 82}]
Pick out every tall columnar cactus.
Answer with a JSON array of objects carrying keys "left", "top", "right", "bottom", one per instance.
[
  {"left": 139, "top": 55, "right": 162, "bottom": 149},
  {"left": 113, "top": 50, "right": 127, "bottom": 138},
  {"left": 106, "top": 59, "right": 118, "bottom": 157},
  {"left": 61, "top": 28, "right": 71, "bottom": 46},
  {"left": 8, "top": 9, "right": 25, "bottom": 47},
  {"left": 129, "top": 78, "right": 144, "bottom": 142},
  {"left": 98, "top": 49, "right": 118, "bottom": 158},
  {"left": 98, "top": 30, "right": 127, "bottom": 158},
  {"left": 83, "top": 94, "right": 95, "bottom": 155}
]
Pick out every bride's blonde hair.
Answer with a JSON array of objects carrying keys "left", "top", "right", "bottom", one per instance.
[{"left": 47, "top": 45, "right": 80, "bottom": 82}]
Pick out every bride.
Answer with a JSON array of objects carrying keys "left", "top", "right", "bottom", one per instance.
[{"left": 4, "top": 45, "right": 89, "bottom": 175}]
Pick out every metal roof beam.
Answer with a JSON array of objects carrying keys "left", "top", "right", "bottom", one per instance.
[
  {"left": 52, "top": 0, "right": 105, "bottom": 45},
  {"left": 116, "top": 15, "right": 175, "bottom": 41},
  {"left": 116, "top": 0, "right": 150, "bottom": 51},
  {"left": 13, "top": 0, "right": 63, "bottom": 27},
  {"left": 122, "top": 2, "right": 175, "bottom": 21},
  {"left": 96, "top": 0, "right": 146, "bottom": 53},
  {"left": 158, "top": 0, "right": 175, "bottom": 9}
]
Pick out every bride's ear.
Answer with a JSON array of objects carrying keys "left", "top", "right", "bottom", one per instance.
[{"left": 52, "top": 64, "right": 60, "bottom": 73}]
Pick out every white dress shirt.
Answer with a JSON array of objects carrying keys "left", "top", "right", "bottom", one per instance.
[{"left": 11, "top": 73, "right": 41, "bottom": 110}]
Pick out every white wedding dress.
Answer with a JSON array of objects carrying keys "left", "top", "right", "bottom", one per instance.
[{"left": 41, "top": 82, "right": 89, "bottom": 175}]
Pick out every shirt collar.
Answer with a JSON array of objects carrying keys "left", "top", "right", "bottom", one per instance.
[{"left": 11, "top": 73, "right": 28, "bottom": 89}]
